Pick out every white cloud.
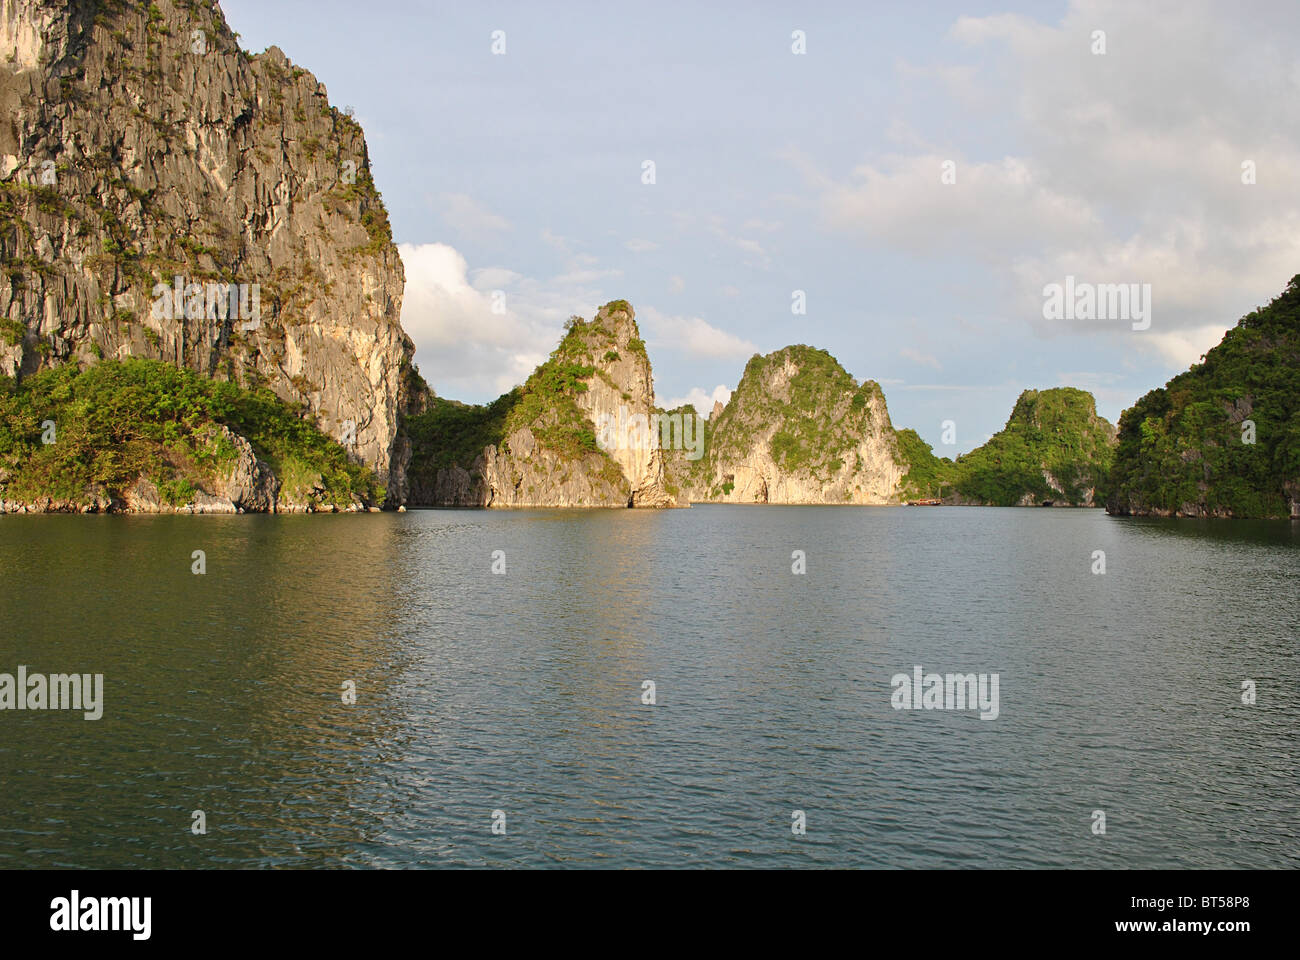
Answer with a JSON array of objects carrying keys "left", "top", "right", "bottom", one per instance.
[
  {"left": 667, "top": 275, "right": 685, "bottom": 293},
  {"left": 899, "top": 347, "right": 942, "bottom": 370},
  {"left": 816, "top": 151, "right": 1097, "bottom": 257},
  {"left": 397, "top": 243, "right": 550, "bottom": 397},
  {"left": 810, "top": 0, "right": 1300, "bottom": 357},
  {"left": 1135, "top": 323, "right": 1229, "bottom": 370},
  {"left": 639, "top": 307, "right": 758, "bottom": 359},
  {"left": 439, "top": 193, "right": 511, "bottom": 241},
  {"left": 660, "top": 384, "right": 732, "bottom": 415},
  {"left": 470, "top": 266, "right": 522, "bottom": 290},
  {"left": 540, "top": 227, "right": 569, "bottom": 252},
  {"left": 399, "top": 246, "right": 752, "bottom": 415},
  {"left": 398, "top": 242, "right": 622, "bottom": 400},
  {"left": 625, "top": 238, "right": 659, "bottom": 253},
  {"left": 703, "top": 215, "right": 773, "bottom": 270}
]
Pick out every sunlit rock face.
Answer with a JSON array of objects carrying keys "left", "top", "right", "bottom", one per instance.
[{"left": 686, "top": 345, "right": 909, "bottom": 505}]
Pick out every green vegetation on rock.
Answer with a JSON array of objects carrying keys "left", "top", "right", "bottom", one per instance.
[
  {"left": 405, "top": 393, "right": 518, "bottom": 477},
  {"left": 705, "top": 345, "right": 882, "bottom": 484},
  {"left": 898, "top": 388, "right": 1114, "bottom": 505},
  {"left": 895, "top": 428, "right": 954, "bottom": 500},
  {"left": 658, "top": 402, "right": 707, "bottom": 495},
  {"left": 952, "top": 388, "right": 1115, "bottom": 506},
  {"left": 1106, "top": 275, "right": 1300, "bottom": 518},
  {"left": 405, "top": 310, "right": 628, "bottom": 494},
  {"left": 503, "top": 358, "right": 600, "bottom": 461},
  {"left": 0, "top": 358, "right": 379, "bottom": 507}
]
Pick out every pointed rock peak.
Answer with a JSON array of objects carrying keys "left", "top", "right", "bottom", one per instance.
[
  {"left": 592, "top": 299, "right": 640, "bottom": 340},
  {"left": 565, "top": 299, "right": 645, "bottom": 361},
  {"left": 597, "top": 299, "right": 634, "bottom": 321}
]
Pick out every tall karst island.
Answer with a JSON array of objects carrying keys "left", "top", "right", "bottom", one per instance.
[
  {"left": 671, "top": 345, "right": 908, "bottom": 505},
  {"left": 404, "top": 301, "right": 674, "bottom": 508},
  {"left": 664, "top": 350, "right": 1115, "bottom": 508},
  {"left": 1, "top": 0, "right": 423, "bottom": 513}
]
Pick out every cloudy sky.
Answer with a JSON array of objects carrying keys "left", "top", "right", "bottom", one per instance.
[{"left": 222, "top": 0, "right": 1300, "bottom": 453}]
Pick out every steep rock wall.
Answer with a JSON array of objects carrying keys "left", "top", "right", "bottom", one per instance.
[{"left": 0, "top": 0, "right": 416, "bottom": 499}]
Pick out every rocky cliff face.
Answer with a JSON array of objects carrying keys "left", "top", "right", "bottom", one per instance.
[
  {"left": 680, "top": 345, "right": 909, "bottom": 504},
  {"left": 573, "top": 302, "right": 674, "bottom": 506},
  {"left": 0, "top": 0, "right": 416, "bottom": 500},
  {"left": 406, "top": 300, "right": 676, "bottom": 508},
  {"left": 439, "top": 424, "right": 631, "bottom": 509}
]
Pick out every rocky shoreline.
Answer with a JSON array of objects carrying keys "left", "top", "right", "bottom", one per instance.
[{"left": 0, "top": 496, "right": 386, "bottom": 515}]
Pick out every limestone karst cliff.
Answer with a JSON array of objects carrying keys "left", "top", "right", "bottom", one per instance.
[
  {"left": 406, "top": 301, "right": 676, "bottom": 508},
  {"left": 0, "top": 0, "right": 418, "bottom": 504},
  {"left": 408, "top": 319, "right": 1121, "bottom": 511},
  {"left": 671, "top": 344, "right": 912, "bottom": 504}
]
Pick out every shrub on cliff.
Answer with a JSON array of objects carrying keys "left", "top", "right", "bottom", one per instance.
[
  {"left": 405, "top": 393, "right": 517, "bottom": 475},
  {"left": 404, "top": 312, "right": 624, "bottom": 484},
  {"left": 896, "top": 428, "right": 953, "bottom": 500}
]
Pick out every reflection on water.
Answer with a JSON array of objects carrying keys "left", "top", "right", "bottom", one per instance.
[
  {"left": 1128, "top": 515, "right": 1300, "bottom": 546},
  {"left": 0, "top": 507, "right": 1296, "bottom": 868}
]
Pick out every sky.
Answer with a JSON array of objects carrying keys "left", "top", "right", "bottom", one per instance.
[{"left": 220, "top": 0, "right": 1300, "bottom": 454}]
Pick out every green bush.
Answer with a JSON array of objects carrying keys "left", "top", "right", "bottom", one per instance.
[
  {"left": 0, "top": 358, "right": 379, "bottom": 507},
  {"left": 895, "top": 428, "right": 953, "bottom": 499}
]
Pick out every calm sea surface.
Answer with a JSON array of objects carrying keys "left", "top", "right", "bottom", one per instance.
[{"left": 0, "top": 506, "right": 1296, "bottom": 868}]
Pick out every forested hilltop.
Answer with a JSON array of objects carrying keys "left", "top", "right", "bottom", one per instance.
[
  {"left": 1106, "top": 275, "right": 1300, "bottom": 519},
  {"left": 902, "top": 388, "right": 1116, "bottom": 507}
]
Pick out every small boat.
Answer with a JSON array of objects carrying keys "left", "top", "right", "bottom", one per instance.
[{"left": 907, "top": 498, "right": 942, "bottom": 506}]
